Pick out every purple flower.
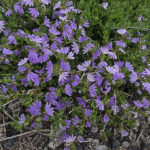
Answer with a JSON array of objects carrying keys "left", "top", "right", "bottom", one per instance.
[
  {"left": 31, "top": 122, "right": 36, "bottom": 128},
  {"left": 89, "top": 84, "right": 97, "bottom": 97},
  {"left": 104, "top": 115, "right": 109, "bottom": 123},
  {"left": 83, "top": 20, "right": 89, "bottom": 27},
  {"left": 76, "top": 97, "right": 86, "bottom": 107},
  {"left": 64, "top": 148, "right": 70, "bottom": 150},
  {"left": 121, "top": 130, "right": 128, "bottom": 137},
  {"left": 28, "top": 100, "right": 41, "bottom": 116},
  {"left": 29, "top": 8, "right": 39, "bottom": 18},
  {"left": 45, "top": 103, "right": 54, "bottom": 116},
  {"left": 142, "top": 98, "right": 150, "bottom": 109},
  {"left": 43, "top": 114, "right": 49, "bottom": 121},
  {"left": 0, "top": 21, "right": 5, "bottom": 33},
  {"left": 8, "top": 35, "right": 17, "bottom": 45},
  {"left": 5, "top": 58, "right": 9, "bottom": 64},
  {"left": 1, "top": 85, "right": 7, "bottom": 93},
  {"left": 53, "top": 1, "right": 61, "bottom": 10},
  {"left": 27, "top": 72, "right": 40, "bottom": 86},
  {"left": 46, "top": 61, "right": 53, "bottom": 80},
  {"left": 61, "top": 120, "right": 71, "bottom": 131},
  {"left": 95, "top": 99, "right": 104, "bottom": 111},
  {"left": 115, "top": 61, "right": 124, "bottom": 68},
  {"left": 65, "top": 1, "right": 72, "bottom": 6},
  {"left": 28, "top": 51, "right": 38, "bottom": 64},
  {"left": 45, "top": 91, "right": 58, "bottom": 106},
  {"left": 102, "top": 2, "right": 108, "bottom": 9},
  {"left": 106, "top": 65, "right": 119, "bottom": 75},
  {"left": 14, "top": 3, "right": 24, "bottom": 14},
  {"left": 5, "top": 10, "right": 12, "bottom": 16},
  {"left": 86, "top": 121, "right": 91, "bottom": 128},
  {"left": 72, "top": 116, "right": 79, "bottom": 125},
  {"left": 142, "top": 82, "right": 150, "bottom": 94},
  {"left": 77, "top": 64, "right": 87, "bottom": 71},
  {"left": 85, "top": 109, "right": 92, "bottom": 117},
  {"left": 132, "top": 38, "right": 140, "bottom": 43},
  {"left": 44, "top": 16, "right": 50, "bottom": 27},
  {"left": 83, "top": 43, "right": 95, "bottom": 54},
  {"left": 64, "top": 135, "right": 76, "bottom": 143},
  {"left": 113, "top": 72, "right": 125, "bottom": 80},
  {"left": 3, "top": 48, "right": 13, "bottom": 55},
  {"left": 49, "top": 26, "right": 61, "bottom": 35},
  {"left": 41, "top": 0, "right": 51, "bottom": 5},
  {"left": 130, "top": 72, "right": 137, "bottom": 83},
  {"left": 72, "top": 75, "right": 80, "bottom": 87},
  {"left": 93, "top": 48, "right": 101, "bottom": 60},
  {"left": 78, "top": 137, "right": 83, "bottom": 143},
  {"left": 11, "top": 85, "right": 17, "bottom": 93},
  {"left": 138, "top": 15, "right": 145, "bottom": 21},
  {"left": 18, "top": 114, "right": 25, "bottom": 124},
  {"left": 21, "top": 0, "right": 34, "bottom": 6},
  {"left": 59, "top": 72, "right": 69, "bottom": 82},
  {"left": 133, "top": 100, "right": 143, "bottom": 108},
  {"left": 116, "top": 41, "right": 126, "bottom": 48},
  {"left": 68, "top": 52, "right": 75, "bottom": 59},
  {"left": 60, "top": 60, "right": 70, "bottom": 71},
  {"left": 125, "top": 62, "right": 134, "bottom": 72},
  {"left": 95, "top": 75, "right": 102, "bottom": 87},
  {"left": 141, "top": 45, "right": 146, "bottom": 50},
  {"left": 87, "top": 73, "right": 95, "bottom": 82},
  {"left": 117, "top": 29, "right": 127, "bottom": 35},
  {"left": 18, "top": 58, "right": 28, "bottom": 66},
  {"left": 65, "top": 84, "right": 72, "bottom": 96}
]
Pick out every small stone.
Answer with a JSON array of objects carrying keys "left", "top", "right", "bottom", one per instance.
[
  {"left": 129, "top": 145, "right": 137, "bottom": 150},
  {"left": 4, "top": 139, "right": 14, "bottom": 148},
  {"left": 48, "top": 141, "right": 56, "bottom": 149},
  {"left": 76, "top": 145, "right": 83, "bottom": 150},
  {"left": 147, "top": 116, "right": 150, "bottom": 124},
  {"left": 48, "top": 138, "right": 61, "bottom": 149},
  {"left": 134, "top": 121, "right": 140, "bottom": 128},
  {"left": 93, "top": 139, "right": 99, "bottom": 145},
  {"left": 139, "top": 116, "right": 145, "bottom": 121},
  {"left": 88, "top": 138, "right": 93, "bottom": 142},
  {"left": 94, "top": 145, "right": 108, "bottom": 150},
  {"left": 122, "top": 141, "right": 129, "bottom": 148},
  {"left": 91, "top": 127, "right": 98, "bottom": 133},
  {"left": 112, "top": 140, "right": 121, "bottom": 148}
]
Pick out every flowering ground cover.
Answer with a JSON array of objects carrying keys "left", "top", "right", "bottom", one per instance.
[{"left": 0, "top": 0, "right": 150, "bottom": 150}]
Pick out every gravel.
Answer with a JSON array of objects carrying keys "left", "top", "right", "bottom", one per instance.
[
  {"left": 94, "top": 145, "right": 108, "bottom": 150},
  {"left": 122, "top": 141, "right": 130, "bottom": 148}
]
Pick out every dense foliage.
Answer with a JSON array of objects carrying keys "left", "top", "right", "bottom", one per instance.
[{"left": 0, "top": 0, "right": 150, "bottom": 149}]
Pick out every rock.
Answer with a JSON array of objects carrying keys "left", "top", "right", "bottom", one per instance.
[
  {"left": 112, "top": 140, "right": 121, "bottom": 148},
  {"left": 94, "top": 145, "right": 108, "bottom": 150},
  {"left": 48, "top": 138, "right": 61, "bottom": 149},
  {"left": 122, "top": 141, "right": 130, "bottom": 148},
  {"left": 3, "top": 139, "right": 14, "bottom": 148},
  {"left": 93, "top": 139, "right": 99, "bottom": 145},
  {"left": 76, "top": 145, "right": 84, "bottom": 150},
  {"left": 87, "top": 132, "right": 92, "bottom": 136},
  {"left": 134, "top": 121, "right": 140, "bottom": 128},
  {"left": 91, "top": 127, "right": 98, "bottom": 133},
  {"left": 83, "top": 146, "right": 89, "bottom": 150},
  {"left": 147, "top": 116, "right": 150, "bottom": 124},
  {"left": 139, "top": 116, "right": 145, "bottom": 121},
  {"left": 48, "top": 141, "right": 56, "bottom": 149},
  {"left": 129, "top": 145, "right": 137, "bottom": 150},
  {"left": 87, "top": 138, "right": 93, "bottom": 142}
]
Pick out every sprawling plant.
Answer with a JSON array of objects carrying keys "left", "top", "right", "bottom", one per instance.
[{"left": 0, "top": 0, "right": 150, "bottom": 149}]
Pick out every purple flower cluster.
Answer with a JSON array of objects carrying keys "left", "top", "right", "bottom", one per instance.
[{"left": 1, "top": 0, "right": 150, "bottom": 147}]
